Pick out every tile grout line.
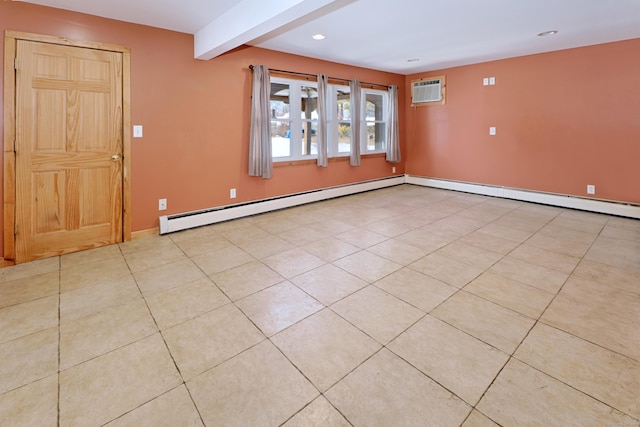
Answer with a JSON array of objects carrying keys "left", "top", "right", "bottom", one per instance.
[
  {"left": 504, "top": 216, "right": 640, "bottom": 420},
  {"left": 131, "top": 238, "right": 209, "bottom": 427},
  {"left": 458, "top": 207, "right": 564, "bottom": 419},
  {"left": 23, "top": 186, "right": 637, "bottom": 425}
]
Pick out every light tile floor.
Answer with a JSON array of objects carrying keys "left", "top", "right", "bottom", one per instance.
[{"left": 0, "top": 184, "right": 639, "bottom": 426}]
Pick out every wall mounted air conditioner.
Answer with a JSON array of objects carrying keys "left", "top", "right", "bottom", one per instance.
[{"left": 411, "top": 75, "right": 445, "bottom": 106}]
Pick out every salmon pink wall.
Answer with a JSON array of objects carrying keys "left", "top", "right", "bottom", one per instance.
[
  {"left": 0, "top": 1, "right": 406, "bottom": 249},
  {"left": 405, "top": 39, "right": 640, "bottom": 204}
]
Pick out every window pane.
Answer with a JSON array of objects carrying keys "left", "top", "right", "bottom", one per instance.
[
  {"left": 365, "top": 93, "right": 384, "bottom": 121},
  {"left": 272, "top": 122, "right": 291, "bottom": 157},
  {"left": 300, "top": 121, "right": 318, "bottom": 156},
  {"left": 336, "top": 86, "right": 351, "bottom": 154},
  {"left": 271, "top": 82, "right": 290, "bottom": 119},
  {"left": 367, "top": 123, "right": 386, "bottom": 151},
  {"left": 365, "top": 91, "right": 386, "bottom": 151},
  {"left": 300, "top": 85, "right": 318, "bottom": 120},
  {"left": 337, "top": 88, "right": 351, "bottom": 120},
  {"left": 338, "top": 122, "right": 351, "bottom": 152},
  {"left": 299, "top": 85, "right": 318, "bottom": 156},
  {"left": 271, "top": 82, "right": 291, "bottom": 157}
]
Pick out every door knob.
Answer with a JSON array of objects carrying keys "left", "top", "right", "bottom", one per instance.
[{"left": 111, "top": 154, "right": 121, "bottom": 160}]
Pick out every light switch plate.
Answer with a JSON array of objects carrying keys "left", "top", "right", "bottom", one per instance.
[
  {"left": 489, "top": 77, "right": 496, "bottom": 85},
  {"left": 489, "top": 127, "right": 496, "bottom": 135},
  {"left": 483, "top": 77, "right": 489, "bottom": 86},
  {"left": 133, "top": 125, "right": 143, "bottom": 138}
]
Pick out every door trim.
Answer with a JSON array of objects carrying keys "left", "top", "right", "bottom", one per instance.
[{"left": 3, "top": 31, "right": 132, "bottom": 263}]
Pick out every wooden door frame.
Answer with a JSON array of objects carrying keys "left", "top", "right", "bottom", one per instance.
[{"left": 3, "top": 31, "right": 132, "bottom": 264}]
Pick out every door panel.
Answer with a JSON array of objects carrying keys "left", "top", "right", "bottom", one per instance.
[{"left": 15, "top": 40, "right": 123, "bottom": 262}]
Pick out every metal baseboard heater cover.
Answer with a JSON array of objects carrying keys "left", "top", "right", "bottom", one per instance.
[
  {"left": 159, "top": 175, "right": 640, "bottom": 235},
  {"left": 159, "top": 176, "right": 405, "bottom": 234},
  {"left": 405, "top": 176, "right": 640, "bottom": 220}
]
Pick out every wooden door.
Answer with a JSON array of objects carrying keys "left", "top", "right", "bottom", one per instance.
[{"left": 14, "top": 40, "right": 123, "bottom": 262}]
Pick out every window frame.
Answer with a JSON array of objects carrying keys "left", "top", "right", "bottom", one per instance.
[
  {"left": 361, "top": 87, "right": 389, "bottom": 155},
  {"left": 270, "top": 77, "right": 319, "bottom": 161},
  {"left": 327, "top": 83, "right": 352, "bottom": 158},
  {"left": 269, "top": 76, "right": 390, "bottom": 162}
]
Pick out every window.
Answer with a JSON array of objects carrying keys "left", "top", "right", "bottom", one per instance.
[
  {"left": 270, "top": 77, "right": 389, "bottom": 161},
  {"left": 363, "top": 88, "right": 388, "bottom": 153},
  {"left": 270, "top": 78, "right": 319, "bottom": 159},
  {"left": 328, "top": 84, "right": 352, "bottom": 157}
]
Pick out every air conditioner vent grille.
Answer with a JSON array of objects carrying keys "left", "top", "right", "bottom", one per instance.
[{"left": 411, "top": 75, "right": 445, "bottom": 105}]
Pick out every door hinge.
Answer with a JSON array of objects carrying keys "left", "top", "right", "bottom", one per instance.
[
  {"left": 14, "top": 58, "right": 17, "bottom": 70},
  {"left": 14, "top": 140, "right": 16, "bottom": 153}
]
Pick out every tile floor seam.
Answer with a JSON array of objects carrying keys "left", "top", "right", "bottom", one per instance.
[
  {"left": 57, "top": 327, "right": 161, "bottom": 374},
  {"left": 389, "top": 309, "right": 514, "bottom": 405},
  {"left": 467, "top": 353, "right": 515, "bottom": 423},
  {"left": 384, "top": 340, "right": 480, "bottom": 409},
  {"left": 429, "top": 290, "right": 534, "bottom": 354},
  {"left": 385, "top": 201, "right": 584, "bottom": 423},
  {"left": 469, "top": 218, "right": 640, "bottom": 420},
  {"left": 118, "top": 249, "right": 209, "bottom": 426},
  {"left": 315, "top": 346, "right": 388, "bottom": 425},
  {"left": 369, "top": 280, "right": 436, "bottom": 314},
  {"left": 4, "top": 185, "right": 639, "bottom": 426},
  {"left": 404, "top": 259, "right": 486, "bottom": 290},
  {"left": 506, "top": 355, "right": 640, "bottom": 422},
  {"left": 181, "top": 338, "right": 268, "bottom": 385},
  {"left": 457, "top": 284, "right": 547, "bottom": 319},
  {"left": 324, "top": 303, "right": 396, "bottom": 347},
  {"left": 520, "top": 216, "right": 611, "bottom": 350},
  {"left": 103, "top": 384, "right": 200, "bottom": 426},
  {"left": 164, "top": 241, "right": 288, "bottom": 383},
  {"left": 535, "top": 317, "right": 640, "bottom": 364},
  {"left": 468, "top": 285, "right": 561, "bottom": 409},
  {"left": 154, "top": 293, "right": 271, "bottom": 422}
]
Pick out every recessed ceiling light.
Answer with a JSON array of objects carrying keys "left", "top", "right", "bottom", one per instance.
[
  {"left": 312, "top": 34, "right": 326, "bottom": 40},
  {"left": 407, "top": 58, "right": 420, "bottom": 62},
  {"left": 537, "top": 30, "right": 558, "bottom": 37}
]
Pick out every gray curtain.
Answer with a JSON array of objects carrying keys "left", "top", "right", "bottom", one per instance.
[
  {"left": 316, "top": 74, "right": 328, "bottom": 167},
  {"left": 386, "top": 85, "right": 401, "bottom": 163},
  {"left": 349, "top": 79, "right": 361, "bottom": 166},
  {"left": 248, "top": 64, "right": 272, "bottom": 178}
]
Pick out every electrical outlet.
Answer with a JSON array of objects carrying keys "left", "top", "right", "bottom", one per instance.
[
  {"left": 158, "top": 198, "right": 167, "bottom": 211},
  {"left": 483, "top": 77, "right": 489, "bottom": 86},
  {"left": 587, "top": 185, "right": 595, "bottom": 195},
  {"left": 230, "top": 188, "right": 236, "bottom": 199},
  {"left": 392, "top": 166, "right": 396, "bottom": 174},
  {"left": 489, "top": 76, "right": 496, "bottom": 85}
]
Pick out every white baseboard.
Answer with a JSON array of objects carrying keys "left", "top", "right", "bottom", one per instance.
[
  {"left": 406, "top": 175, "right": 640, "bottom": 220},
  {"left": 158, "top": 174, "right": 639, "bottom": 235},
  {"left": 159, "top": 176, "right": 405, "bottom": 234}
]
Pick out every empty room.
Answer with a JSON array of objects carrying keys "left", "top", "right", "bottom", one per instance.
[{"left": 0, "top": 0, "right": 639, "bottom": 426}]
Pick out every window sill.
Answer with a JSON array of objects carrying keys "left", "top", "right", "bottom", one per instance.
[{"left": 273, "top": 152, "right": 386, "bottom": 168}]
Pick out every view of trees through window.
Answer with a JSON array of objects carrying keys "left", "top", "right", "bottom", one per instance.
[
  {"left": 366, "top": 92, "right": 385, "bottom": 151},
  {"left": 270, "top": 77, "right": 388, "bottom": 160}
]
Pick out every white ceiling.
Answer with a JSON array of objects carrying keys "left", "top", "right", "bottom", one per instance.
[{"left": 18, "top": 0, "right": 640, "bottom": 74}]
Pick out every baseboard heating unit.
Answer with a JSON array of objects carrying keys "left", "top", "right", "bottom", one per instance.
[
  {"left": 406, "top": 176, "right": 640, "bottom": 220},
  {"left": 160, "top": 175, "right": 640, "bottom": 235},
  {"left": 159, "top": 176, "right": 405, "bottom": 234}
]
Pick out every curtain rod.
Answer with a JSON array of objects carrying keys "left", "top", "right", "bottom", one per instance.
[{"left": 249, "top": 65, "right": 391, "bottom": 89}]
